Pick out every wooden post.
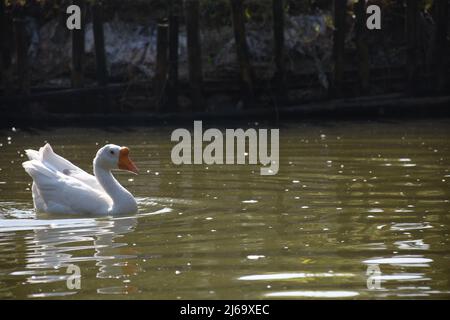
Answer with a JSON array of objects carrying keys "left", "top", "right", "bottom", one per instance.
[
  {"left": 0, "top": 0, "right": 6, "bottom": 85},
  {"left": 154, "top": 22, "right": 169, "bottom": 111},
  {"left": 167, "top": 1, "right": 180, "bottom": 111},
  {"left": 92, "top": 3, "right": 108, "bottom": 86},
  {"left": 185, "top": 0, "right": 205, "bottom": 111},
  {"left": 355, "top": 0, "right": 370, "bottom": 95},
  {"left": 406, "top": 0, "right": 419, "bottom": 96},
  {"left": 71, "top": 0, "right": 85, "bottom": 88},
  {"left": 14, "top": 18, "right": 30, "bottom": 95},
  {"left": 432, "top": 0, "right": 448, "bottom": 94},
  {"left": 0, "top": 1, "right": 12, "bottom": 94},
  {"left": 332, "top": 0, "right": 346, "bottom": 98},
  {"left": 272, "top": 0, "right": 287, "bottom": 104},
  {"left": 230, "top": 0, "right": 255, "bottom": 107}
]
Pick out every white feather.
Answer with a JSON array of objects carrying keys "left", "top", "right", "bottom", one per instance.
[{"left": 22, "top": 158, "right": 111, "bottom": 215}]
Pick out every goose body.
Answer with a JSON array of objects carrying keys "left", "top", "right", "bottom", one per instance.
[{"left": 22, "top": 144, "right": 138, "bottom": 215}]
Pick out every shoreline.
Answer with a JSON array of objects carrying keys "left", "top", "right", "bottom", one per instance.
[{"left": 1, "top": 93, "right": 450, "bottom": 128}]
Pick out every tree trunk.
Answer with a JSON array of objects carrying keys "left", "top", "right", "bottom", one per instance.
[
  {"left": 92, "top": 3, "right": 108, "bottom": 86},
  {"left": 272, "top": 0, "right": 288, "bottom": 104},
  {"left": 154, "top": 22, "right": 169, "bottom": 111},
  {"left": 332, "top": 0, "right": 346, "bottom": 98},
  {"left": 14, "top": 18, "right": 29, "bottom": 95},
  {"left": 406, "top": 0, "right": 419, "bottom": 96},
  {"left": 185, "top": 0, "right": 205, "bottom": 111},
  {"left": 432, "top": 0, "right": 448, "bottom": 93},
  {"left": 230, "top": 0, "right": 255, "bottom": 107},
  {"left": 0, "top": 2, "right": 13, "bottom": 94},
  {"left": 71, "top": 0, "right": 85, "bottom": 88},
  {"left": 355, "top": 0, "right": 370, "bottom": 95},
  {"left": 167, "top": 2, "right": 179, "bottom": 111}
]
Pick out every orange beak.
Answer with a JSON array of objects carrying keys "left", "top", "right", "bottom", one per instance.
[{"left": 118, "top": 147, "right": 139, "bottom": 174}]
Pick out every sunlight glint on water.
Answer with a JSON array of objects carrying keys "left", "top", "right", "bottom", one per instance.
[{"left": 0, "top": 120, "right": 449, "bottom": 299}]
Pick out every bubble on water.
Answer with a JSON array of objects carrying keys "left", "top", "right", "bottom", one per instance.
[
  {"left": 155, "top": 172, "right": 159, "bottom": 176},
  {"left": 175, "top": 270, "right": 181, "bottom": 275},
  {"left": 292, "top": 180, "right": 300, "bottom": 184},
  {"left": 128, "top": 178, "right": 134, "bottom": 182},
  {"left": 7, "top": 137, "right": 11, "bottom": 141}
]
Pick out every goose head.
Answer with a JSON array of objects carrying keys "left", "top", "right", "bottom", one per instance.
[{"left": 95, "top": 144, "right": 139, "bottom": 174}]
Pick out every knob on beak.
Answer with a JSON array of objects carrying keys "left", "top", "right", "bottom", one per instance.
[{"left": 118, "top": 147, "right": 139, "bottom": 174}]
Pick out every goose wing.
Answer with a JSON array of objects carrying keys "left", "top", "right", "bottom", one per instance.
[
  {"left": 22, "top": 159, "right": 111, "bottom": 214},
  {"left": 25, "top": 143, "right": 102, "bottom": 192}
]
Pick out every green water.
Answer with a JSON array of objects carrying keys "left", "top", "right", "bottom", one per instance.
[{"left": 0, "top": 120, "right": 449, "bottom": 299}]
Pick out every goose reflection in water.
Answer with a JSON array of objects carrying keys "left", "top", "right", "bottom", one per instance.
[{"left": 6, "top": 215, "right": 139, "bottom": 297}]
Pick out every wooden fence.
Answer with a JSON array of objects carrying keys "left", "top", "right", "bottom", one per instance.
[{"left": 0, "top": 0, "right": 449, "bottom": 114}]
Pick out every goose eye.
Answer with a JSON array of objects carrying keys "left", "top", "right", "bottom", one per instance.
[{"left": 110, "top": 150, "right": 115, "bottom": 155}]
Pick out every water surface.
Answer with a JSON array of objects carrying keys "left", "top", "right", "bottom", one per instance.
[{"left": 0, "top": 120, "right": 449, "bottom": 299}]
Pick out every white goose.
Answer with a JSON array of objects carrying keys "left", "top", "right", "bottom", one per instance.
[{"left": 22, "top": 143, "right": 139, "bottom": 215}]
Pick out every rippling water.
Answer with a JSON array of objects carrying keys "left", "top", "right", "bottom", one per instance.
[{"left": 0, "top": 120, "right": 449, "bottom": 299}]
